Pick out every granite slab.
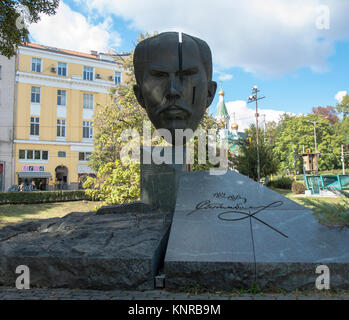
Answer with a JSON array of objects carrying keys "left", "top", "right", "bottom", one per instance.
[{"left": 164, "top": 171, "right": 349, "bottom": 291}]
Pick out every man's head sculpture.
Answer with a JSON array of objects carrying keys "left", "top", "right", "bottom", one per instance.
[{"left": 133, "top": 32, "right": 217, "bottom": 145}]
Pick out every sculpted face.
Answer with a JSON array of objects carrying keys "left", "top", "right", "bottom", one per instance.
[{"left": 133, "top": 32, "right": 217, "bottom": 144}]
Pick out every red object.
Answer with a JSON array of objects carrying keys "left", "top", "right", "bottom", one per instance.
[{"left": 0, "top": 164, "right": 3, "bottom": 174}]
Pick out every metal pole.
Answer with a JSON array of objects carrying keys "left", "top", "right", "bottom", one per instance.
[
  {"left": 247, "top": 87, "right": 264, "bottom": 183},
  {"left": 342, "top": 144, "right": 345, "bottom": 175},
  {"left": 255, "top": 95, "right": 260, "bottom": 183}
]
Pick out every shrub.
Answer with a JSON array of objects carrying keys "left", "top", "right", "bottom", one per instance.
[
  {"left": 0, "top": 190, "right": 92, "bottom": 205},
  {"left": 83, "top": 159, "right": 140, "bottom": 206},
  {"left": 267, "top": 177, "right": 293, "bottom": 189},
  {"left": 292, "top": 181, "right": 306, "bottom": 194}
]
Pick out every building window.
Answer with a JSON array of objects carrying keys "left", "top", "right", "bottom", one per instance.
[
  {"left": 115, "top": 71, "right": 121, "bottom": 85},
  {"left": 42, "top": 151, "right": 48, "bottom": 160},
  {"left": 57, "top": 62, "right": 67, "bottom": 76},
  {"left": 18, "top": 149, "right": 48, "bottom": 161},
  {"left": 30, "top": 117, "right": 40, "bottom": 136},
  {"left": 58, "top": 151, "right": 66, "bottom": 158},
  {"left": 57, "top": 90, "right": 66, "bottom": 106},
  {"left": 31, "top": 58, "right": 42, "bottom": 72},
  {"left": 19, "top": 150, "right": 25, "bottom": 159},
  {"left": 79, "top": 152, "right": 92, "bottom": 161},
  {"left": 27, "top": 150, "right": 33, "bottom": 159},
  {"left": 57, "top": 119, "right": 66, "bottom": 137},
  {"left": 34, "top": 150, "right": 41, "bottom": 160},
  {"left": 31, "top": 87, "right": 40, "bottom": 103},
  {"left": 83, "top": 94, "right": 94, "bottom": 109},
  {"left": 83, "top": 66, "right": 94, "bottom": 81},
  {"left": 83, "top": 121, "right": 93, "bottom": 139}
]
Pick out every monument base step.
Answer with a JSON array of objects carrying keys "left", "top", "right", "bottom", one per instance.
[
  {"left": 164, "top": 261, "right": 349, "bottom": 291},
  {"left": 0, "top": 211, "right": 170, "bottom": 290}
]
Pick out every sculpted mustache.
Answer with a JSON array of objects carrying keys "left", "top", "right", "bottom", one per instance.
[{"left": 155, "top": 100, "right": 193, "bottom": 116}]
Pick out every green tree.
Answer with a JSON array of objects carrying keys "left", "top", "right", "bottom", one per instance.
[
  {"left": 273, "top": 114, "right": 344, "bottom": 173},
  {"left": 264, "top": 120, "right": 279, "bottom": 147},
  {"left": 0, "top": 0, "right": 59, "bottom": 58},
  {"left": 192, "top": 111, "right": 219, "bottom": 171},
  {"left": 334, "top": 116, "right": 349, "bottom": 168},
  {"left": 232, "top": 124, "right": 279, "bottom": 181},
  {"left": 336, "top": 94, "right": 349, "bottom": 118},
  {"left": 84, "top": 160, "right": 140, "bottom": 205}
]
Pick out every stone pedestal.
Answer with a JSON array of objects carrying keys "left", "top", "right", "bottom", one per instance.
[{"left": 140, "top": 146, "right": 188, "bottom": 214}]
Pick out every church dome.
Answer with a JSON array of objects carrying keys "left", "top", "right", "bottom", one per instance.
[{"left": 231, "top": 122, "right": 238, "bottom": 130}]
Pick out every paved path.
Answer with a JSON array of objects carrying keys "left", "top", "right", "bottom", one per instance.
[{"left": 0, "top": 287, "right": 348, "bottom": 300}]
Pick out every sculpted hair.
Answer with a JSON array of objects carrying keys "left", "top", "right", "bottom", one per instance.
[{"left": 133, "top": 32, "right": 213, "bottom": 84}]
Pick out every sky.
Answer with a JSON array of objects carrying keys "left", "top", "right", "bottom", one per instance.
[{"left": 28, "top": 0, "right": 349, "bottom": 130}]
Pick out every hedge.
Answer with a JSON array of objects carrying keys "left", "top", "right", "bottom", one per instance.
[
  {"left": 266, "top": 177, "right": 293, "bottom": 190},
  {"left": 0, "top": 190, "right": 93, "bottom": 205}
]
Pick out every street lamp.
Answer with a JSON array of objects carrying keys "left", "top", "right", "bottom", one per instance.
[{"left": 247, "top": 85, "right": 265, "bottom": 182}]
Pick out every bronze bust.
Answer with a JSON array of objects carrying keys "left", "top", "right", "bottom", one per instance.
[{"left": 133, "top": 32, "right": 217, "bottom": 144}]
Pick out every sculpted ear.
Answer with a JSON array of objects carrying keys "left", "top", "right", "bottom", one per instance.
[
  {"left": 206, "top": 80, "right": 217, "bottom": 108},
  {"left": 133, "top": 84, "right": 146, "bottom": 109}
]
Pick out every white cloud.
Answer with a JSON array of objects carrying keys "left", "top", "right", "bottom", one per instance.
[
  {"left": 29, "top": 1, "right": 121, "bottom": 53},
  {"left": 217, "top": 72, "right": 233, "bottom": 82},
  {"left": 335, "top": 90, "right": 347, "bottom": 103},
  {"left": 77, "top": 0, "right": 349, "bottom": 76},
  {"left": 225, "top": 100, "right": 292, "bottom": 131}
]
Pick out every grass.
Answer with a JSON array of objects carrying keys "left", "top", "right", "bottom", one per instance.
[
  {"left": 272, "top": 188, "right": 349, "bottom": 228},
  {"left": 0, "top": 201, "right": 99, "bottom": 229}
]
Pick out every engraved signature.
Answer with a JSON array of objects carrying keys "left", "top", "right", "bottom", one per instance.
[{"left": 187, "top": 199, "right": 288, "bottom": 238}]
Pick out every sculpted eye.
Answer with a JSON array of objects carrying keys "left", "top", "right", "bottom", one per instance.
[
  {"left": 182, "top": 68, "right": 198, "bottom": 76},
  {"left": 150, "top": 70, "right": 168, "bottom": 77}
]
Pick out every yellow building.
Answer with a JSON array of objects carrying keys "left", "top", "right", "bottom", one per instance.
[{"left": 13, "top": 43, "right": 128, "bottom": 190}]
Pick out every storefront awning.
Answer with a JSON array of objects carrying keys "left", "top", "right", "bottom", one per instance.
[{"left": 17, "top": 172, "right": 52, "bottom": 179}]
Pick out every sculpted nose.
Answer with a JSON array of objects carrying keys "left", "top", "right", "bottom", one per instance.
[{"left": 166, "top": 75, "right": 181, "bottom": 100}]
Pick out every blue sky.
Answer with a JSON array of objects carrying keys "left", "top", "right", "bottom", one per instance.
[{"left": 28, "top": 0, "right": 349, "bottom": 129}]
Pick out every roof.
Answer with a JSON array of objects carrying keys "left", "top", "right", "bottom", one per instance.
[
  {"left": 217, "top": 100, "right": 229, "bottom": 118},
  {"left": 21, "top": 42, "right": 130, "bottom": 63}
]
